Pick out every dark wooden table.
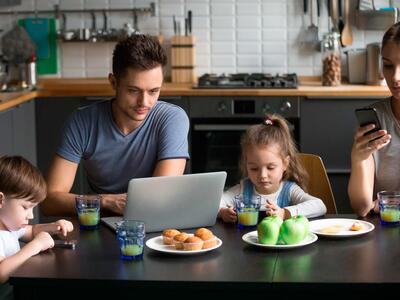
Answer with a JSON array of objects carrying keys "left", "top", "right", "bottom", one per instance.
[{"left": 9, "top": 214, "right": 400, "bottom": 299}]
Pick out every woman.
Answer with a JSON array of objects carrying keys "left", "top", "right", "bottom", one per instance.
[{"left": 348, "top": 22, "right": 400, "bottom": 217}]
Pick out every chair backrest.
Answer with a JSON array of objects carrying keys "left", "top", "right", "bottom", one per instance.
[{"left": 297, "top": 153, "right": 337, "bottom": 214}]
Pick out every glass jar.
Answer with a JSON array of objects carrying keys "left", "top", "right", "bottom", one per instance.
[{"left": 321, "top": 32, "right": 341, "bottom": 86}]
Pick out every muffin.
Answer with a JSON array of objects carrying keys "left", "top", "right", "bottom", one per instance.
[
  {"left": 183, "top": 236, "right": 204, "bottom": 251},
  {"left": 162, "top": 229, "right": 181, "bottom": 245},
  {"left": 202, "top": 236, "right": 218, "bottom": 249},
  {"left": 173, "top": 232, "right": 189, "bottom": 250},
  {"left": 195, "top": 228, "right": 218, "bottom": 249},
  {"left": 194, "top": 228, "right": 213, "bottom": 240}
]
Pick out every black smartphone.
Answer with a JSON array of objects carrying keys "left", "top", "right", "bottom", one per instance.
[
  {"left": 354, "top": 108, "right": 382, "bottom": 135},
  {"left": 54, "top": 240, "right": 77, "bottom": 250}
]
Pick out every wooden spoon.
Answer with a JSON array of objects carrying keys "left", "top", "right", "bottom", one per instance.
[{"left": 341, "top": 0, "right": 353, "bottom": 46}]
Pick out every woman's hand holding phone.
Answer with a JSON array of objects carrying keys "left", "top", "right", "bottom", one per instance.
[
  {"left": 351, "top": 107, "right": 391, "bottom": 161},
  {"left": 352, "top": 116, "right": 391, "bottom": 162}
]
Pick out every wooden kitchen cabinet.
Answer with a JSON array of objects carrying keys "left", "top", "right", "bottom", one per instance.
[{"left": 300, "top": 96, "right": 386, "bottom": 213}]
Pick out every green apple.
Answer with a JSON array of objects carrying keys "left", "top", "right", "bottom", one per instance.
[
  {"left": 257, "top": 215, "right": 283, "bottom": 245},
  {"left": 280, "top": 215, "right": 309, "bottom": 245},
  {"left": 295, "top": 215, "right": 310, "bottom": 237}
]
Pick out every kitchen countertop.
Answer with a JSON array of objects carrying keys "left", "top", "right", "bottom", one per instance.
[{"left": 0, "top": 78, "right": 391, "bottom": 112}]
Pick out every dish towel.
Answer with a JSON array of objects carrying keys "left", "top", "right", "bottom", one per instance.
[
  {"left": 19, "top": 18, "right": 58, "bottom": 75},
  {"left": 21, "top": 18, "right": 49, "bottom": 59}
]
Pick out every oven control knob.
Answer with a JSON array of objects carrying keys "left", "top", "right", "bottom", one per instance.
[
  {"left": 280, "top": 101, "right": 292, "bottom": 112},
  {"left": 217, "top": 102, "right": 227, "bottom": 112},
  {"left": 262, "top": 104, "right": 271, "bottom": 114}
]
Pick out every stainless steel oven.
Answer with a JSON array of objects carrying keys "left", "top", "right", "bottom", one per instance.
[{"left": 189, "top": 96, "right": 300, "bottom": 187}]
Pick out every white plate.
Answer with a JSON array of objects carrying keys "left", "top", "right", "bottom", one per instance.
[
  {"left": 242, "top": 231, "right": 318, "bottom": 249},
  {"left": 145, "top": 236, "right": 222, "bottom": 255},
  {"left": 309, "top": 218, "right": 375, "bottom": 237}
]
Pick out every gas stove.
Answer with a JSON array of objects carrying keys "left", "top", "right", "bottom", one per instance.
[{"left": 196, "top": 73, "right": 298, "bottom": 89}]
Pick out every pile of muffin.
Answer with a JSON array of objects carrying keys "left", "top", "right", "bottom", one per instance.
[{"left": 162, "top": 227, "right": 218, "bottom": 251}]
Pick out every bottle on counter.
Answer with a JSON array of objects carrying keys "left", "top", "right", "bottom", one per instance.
[
  {"left": 321, "top": 32, "right": 341, "bottom": 86},
  {"left": 24, "top": 54, "right": 37, "bottom": 90}
]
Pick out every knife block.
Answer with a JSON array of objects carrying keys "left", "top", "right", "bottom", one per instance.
[{"left": 171, "top": 35, "right": 196, "bottom": 83}]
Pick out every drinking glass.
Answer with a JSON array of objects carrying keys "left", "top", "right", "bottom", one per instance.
[
  {"left": 378, "top": 191, "right": 400, "bottom": 226},
  {"left": 234, "top": 194, "right": 261, "bottom": 230},
  {"left": 116, "top": 220, "right": 145, "bottom": 261},
  {"left": 75, "top": 195, "right": 101, "bottom": 230}
]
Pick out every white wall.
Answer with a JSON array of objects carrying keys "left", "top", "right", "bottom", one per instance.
[{"left": 0, "top": 0, "right": 388, "bottom": 78}]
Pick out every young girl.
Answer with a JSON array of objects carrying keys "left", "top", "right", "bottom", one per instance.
[
  {"left": 0, "top": 156, "right": 73, "bottom": 298},
  {"left": 218, "top": 114, "right": 327, "bottom": 223},
  {"left": 348, "top": 22, "right": 399, "bottom": 217}
]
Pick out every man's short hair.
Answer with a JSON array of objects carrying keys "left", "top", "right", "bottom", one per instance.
[{"left": 112, "top": 34, "right": 167, "bottom": 80}]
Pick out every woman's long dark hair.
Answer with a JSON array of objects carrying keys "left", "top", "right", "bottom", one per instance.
[{"left": 382, "top": 22, "right": 400, "bottom": 50}]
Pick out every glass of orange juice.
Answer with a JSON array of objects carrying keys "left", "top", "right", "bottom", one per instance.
[
  {"left": 234, "top": 194, "right": 261, "bottom": 230},
  {"left": 378, "top": 191, "right": 400, "bottom": 226}
]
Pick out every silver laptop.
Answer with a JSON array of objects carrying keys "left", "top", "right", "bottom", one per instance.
[{"left": 101, "top": 171, "right": 227, "bottom": 233}]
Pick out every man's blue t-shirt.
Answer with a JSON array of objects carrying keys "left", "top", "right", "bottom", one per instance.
[{"left": 57, "top": 100, "right": 190, "bottom": 193}]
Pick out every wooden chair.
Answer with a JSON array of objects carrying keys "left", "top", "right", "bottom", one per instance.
[{"left": 297, "top": 153, "right": 338, "bottom": 214}]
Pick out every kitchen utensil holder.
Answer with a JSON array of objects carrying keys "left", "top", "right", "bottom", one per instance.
[{"left": 171, "top": 35, "right": 196, "bottom": 83}]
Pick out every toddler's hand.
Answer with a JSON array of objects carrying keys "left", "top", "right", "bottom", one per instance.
[
  {"left": 54, "top": 219, "right": 74, "bottom": 237},
  {"left": 219, "top": 207, "right": 237, "bottom": 223},
  {"left": 32, "top": 232, "right": 54, "bottom": 253},
  {"left": 265, "top": 200, "right": 285, "bottom": 219}
]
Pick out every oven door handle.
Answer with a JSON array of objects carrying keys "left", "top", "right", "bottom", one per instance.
[{"left": 193, "top": 124, "right": 251, "bottom": 131}]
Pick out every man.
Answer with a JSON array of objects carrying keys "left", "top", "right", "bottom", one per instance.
[{"left": 42, "top": 35, "right": 189, "bottom": 216}]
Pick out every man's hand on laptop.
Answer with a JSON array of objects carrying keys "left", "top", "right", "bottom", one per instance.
[{"left": 99, "top": 193, "right": 127, "bottom": 215}]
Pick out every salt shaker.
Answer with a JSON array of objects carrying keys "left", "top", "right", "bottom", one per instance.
[{"left": 321, "top": 32, "right": 341, "bottom": 86}]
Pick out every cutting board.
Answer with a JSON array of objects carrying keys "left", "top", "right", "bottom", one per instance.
[{"left": 19, "top": 18, "right": 58, "bottom": 75}]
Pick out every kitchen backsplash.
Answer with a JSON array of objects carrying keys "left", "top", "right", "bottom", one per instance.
[{"left": 0, "top": 0, "right": 387, "bottom": 78}]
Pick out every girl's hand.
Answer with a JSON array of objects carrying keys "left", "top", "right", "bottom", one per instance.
[
  {"left": 351, "top": 125, "right": 391, "bottom": 163},
  {"left": 265, "top": 200, "right": 286, "bottom": 219},
  {"left": 32, "top": 232, "right": 54, "bottom": 253},
  {"left": 219, "top": 207, "right": 237, "bottom": 223},
  {"left": 54, "top": 219, "right": 74, "bottom": 237}
]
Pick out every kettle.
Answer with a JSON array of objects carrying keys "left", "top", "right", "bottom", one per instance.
[{"left": 366, "top": 43, "right": 386, "bottom": 86}]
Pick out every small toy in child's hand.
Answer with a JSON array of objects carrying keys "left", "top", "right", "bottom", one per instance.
[{"left": 54, "top": 239, "right": 77, "bottom": 250}]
